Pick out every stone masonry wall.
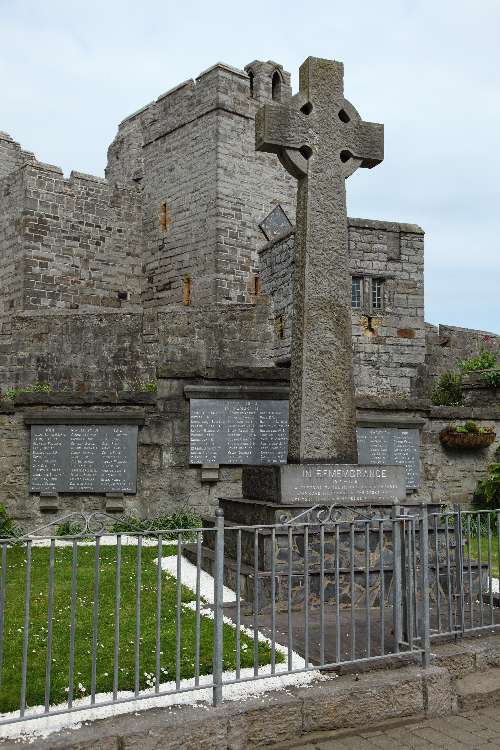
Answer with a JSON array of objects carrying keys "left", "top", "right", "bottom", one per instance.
[
  {"left": 0, "top": 311, "right": 156, "bottom": 393},
  {"left": 20, "top": 162, "right": 144, "bottom": 310},
  {"left": 422, "top": 408, "right": 500, "bottom": 505},
  {"left": 0, "top": 169, "right": 24, "bottom": 312},
  {"left": 106, "top": 61, "right": 296, "bottom": 309},
  {"left": 0, "top": 131, "right": 35, "bottom": 179},
  {"left": 259, "top": 219, "right": 427, "bottom": 396},
  {"left": 156, "top": 300, "right": 277, "bottom": 373},
  {"left": 425, "top": 323, "right": 500, "bottom": 397}
]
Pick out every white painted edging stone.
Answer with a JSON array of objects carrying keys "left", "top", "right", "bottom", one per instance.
[{"left": 0, "top": 553, "right": 322, "bottom": 742}]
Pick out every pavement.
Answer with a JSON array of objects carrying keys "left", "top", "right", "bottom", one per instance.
[{"left": 279, "top": 706, "right": 500, "bottom": 749}]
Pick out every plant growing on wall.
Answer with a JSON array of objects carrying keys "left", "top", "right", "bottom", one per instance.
[
  {"left": 472, "top": 462, "right": 500, "bottom": 511},
  {"left": 0, "top": 382, "right": 52, "bottom": 401},
  {"left": 439, "top": 421, "right": 496, "bottom": 449},
  {"left": 459, "top": 348, "right": 497, "bottom": 373},
  {"left": 480, "top": 369, "right": 500, "bottom": 388},
  {"left": 431, "top": 371, "right": 463, "bottom": 406}
]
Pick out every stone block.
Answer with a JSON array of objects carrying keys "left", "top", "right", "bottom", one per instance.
[
  {"left": 226, "top": 692, "right": 303, "bottom": 749},
  {"left": 423, "top": 667, "right": 457, "bottom": 717},
  {"left": 302, "top": 668, "right": 425, "bottom": 733}
]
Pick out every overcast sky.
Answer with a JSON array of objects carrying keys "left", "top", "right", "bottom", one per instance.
[{"left": 1, "top": 0, "right": 498, "bottom": 333}]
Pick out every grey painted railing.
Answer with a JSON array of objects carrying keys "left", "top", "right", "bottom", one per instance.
[{"left": 0, "top": 505, "right": 498, "bottom": 726}]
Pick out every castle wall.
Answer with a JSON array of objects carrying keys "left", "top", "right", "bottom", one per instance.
[
  {"left": 425, "top": 323, "right": 500, "bottom": 396},
  {"left": 0, "top": 311, "right": 156, "bottom": 393},
  {"left": 107, "top": 62, "right": 296, "bottom": 308},
  {"left": 259, "top": 219, "right": 427, "bottom": 397},
  {"left": 0, "top": 169, "right": 25, "bottom": 313},
  {"left": 0, "top": 132, "right": 34, "bottom": 179},
  {"left": 20, "top": 163, "right": 144, "bottom": 310}
]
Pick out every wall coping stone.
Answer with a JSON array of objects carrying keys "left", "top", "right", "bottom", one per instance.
[
  {"left": 157, "top": 364, "right": 290, "bottom": 381},
  {"left": 184, "top": 384, "right": 289, "bottom": 400},
  {"left": 357, "top": 414, "right": 426, "bottom": 428},
  {"left": 196, "top": 61, "right": 250, "bottom": 81},
  {"left": 429, "top": 405, "right": 500, "bottom": 420},
  {"left": 24, "top": 410, "right": 146, "bottom": 425},
  {"left": 355, "top": 396, "right": 430, "bottom": 412},
  {"left": 12, "top": 393, "right": 156, "bottom": 407}
]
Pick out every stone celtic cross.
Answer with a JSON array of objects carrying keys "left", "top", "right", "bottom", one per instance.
[{"left": 256, "top": 57, "right": 384, "bottom": 464}]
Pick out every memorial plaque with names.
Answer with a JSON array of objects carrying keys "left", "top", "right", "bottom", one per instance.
[
  {"left": 257, "top": 463, "right": 407, "bottom": 504},
  {"left": 356, "top": 426, "right": 420, "bottom": 489},
  {"left": 30, "top": 425, "right": 138, "bottom": 493},
  {"left": 189, "top": 399, "right": 288, "bottom": 465}
]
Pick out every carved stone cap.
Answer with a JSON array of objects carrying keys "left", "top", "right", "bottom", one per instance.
[{"left": 24, "top": 410, "right": 145, "bottom": 425}]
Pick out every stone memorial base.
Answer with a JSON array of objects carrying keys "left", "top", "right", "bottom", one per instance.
[
  {"left": 187, "top": 493, "right": 476, "bottom": 616},
  {"left": 186, "top": 464, "right": 478, "bottom": 615},
  {"left": 186, "top": 463, "right": 421, "bottom": 613}
]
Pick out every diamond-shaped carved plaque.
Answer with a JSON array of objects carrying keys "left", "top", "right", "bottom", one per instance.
[{"left": 259, "top": 205, "right": 293, "bottom": 242}]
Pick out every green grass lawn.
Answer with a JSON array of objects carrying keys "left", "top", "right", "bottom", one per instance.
[
  {"left": 0, "top": 543, "right": 278, "bottom": 714},
  {"left": 464, "top": 534, "right": 500, "bottom": 578}
]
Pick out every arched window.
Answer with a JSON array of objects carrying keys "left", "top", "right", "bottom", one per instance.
[
  {"left": 248, "top": 70, "right": 254, "bottom": 98},
  {"left": 271, "top": 70, "right": 282, "bottom": 101}
]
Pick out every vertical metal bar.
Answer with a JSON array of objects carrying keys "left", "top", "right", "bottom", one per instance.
[
  {"left": 235, "top": 529, "right": 241, "bottom": 680},
  {"left": 155, "top": 534, "right": 163, "bottom": 693},
  {"left": 379, "top": 520, "right": 385, "bottom": 656},
  {"left": 20, "top": 540, "right": 32, "bottom": 717},
  {"left": 44, "top": 538, "right": 56, "bottom": 712},
  {"left": 270, "top": 527, "right": 276, "bottom": 675},
  {"left": 365, "top": 521, "right": 371, "bottom": 658},
  {"left": 68, "top": 540, "right": 78, "bottom": 709},
  {"left": 444, "top": 514, "right": 453, "bottom": 631},
  {"left": 253, "top": 528, "right": 259, "bottom": 676},
  {"left": 406, "top": 518, "right": 415, "bottom": 649},
  {"left": 194, "top": 531, "right": 201, "bottom": 687},
  {"left": 420, "top": 503, "right": 431, "bottom": 668},
  {"left": 477, "top": 512, "right": 484, "bottom": 626},
  {"left": 335, "top": 523, "right": 341, "bottom": 663},
  {"left": 113, "top": 535, "right": 122, "bottom": 701},
  {"left": 90, "top": 536, "right": 100, "bottom": 705},
  {"left": 467, "top": 514, "right": 473, "bottom": 629},
  {"left": 175, "top": 532, "right": 182, "bottom": 690},
  {"left": 392, "top": 503, "right": 402, "bottom": 653},
  {"left": 319, "top": 523, "right": 325, "bottom": 666},
  {"left": 0, "top": 543, "right": 7, "bottom": 690},
  {"left": 433, "top": 514, "right": 441, "bottom": 632},
  {"left": 487, "top": 512, "right": 494, "bottom": 624},
  {"left": 497, "top": 513, "right": 500, "bottom": 619},
  {"left": 304, "top": 525, "right": 309, "bottom": 667},
  {"left": 134, "top": 535, "right": 143, "bottom": 696},
  {"left": 401, "top": 513, "right": 409, "bottom": 644},
  {"left": 350, "top": 523, "right": 355, "bottom": 660},
  {"left": 212, "top": 509, "right": 224, "bottom": 707},
  {"left": 453, "top": 505, "right": 465, "bottom": 635},
  {"left": 287, "top": 526, "right": 293, "bottom": 672}
]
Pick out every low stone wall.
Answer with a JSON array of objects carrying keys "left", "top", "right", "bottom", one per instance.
[{"left": 1, "top": 391, "right": 499, "bottom": 525}]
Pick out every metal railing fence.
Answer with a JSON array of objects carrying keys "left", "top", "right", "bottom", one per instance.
[{"left": 1, "top": 504, "right": 498, "bottom": 726}]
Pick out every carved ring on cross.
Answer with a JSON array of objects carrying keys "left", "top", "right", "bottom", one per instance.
[{"left": 255, "top": 57, "right": 383, "bottom": 182}]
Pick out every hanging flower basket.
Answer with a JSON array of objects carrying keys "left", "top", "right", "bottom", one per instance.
[{"left": 440, "top": 424, "right": 496, "bottom": 449}]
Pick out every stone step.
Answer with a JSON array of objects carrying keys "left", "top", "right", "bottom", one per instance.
[{"left": 456, "top": 666, "right": 500, "bottom": 709}]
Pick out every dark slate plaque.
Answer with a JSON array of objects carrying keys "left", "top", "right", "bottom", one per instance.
[
  {"left": 189, "top": 399, "right": 288, "bottom": 465},
  {"left": 356, "top": 427, "right": 420, "bottom": 489},
  {"left": 279, "top": 464, "right": 407, "bottom": 504},
  {"left": 30, "top": 425, "right": 138, "bottom": 493}
]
